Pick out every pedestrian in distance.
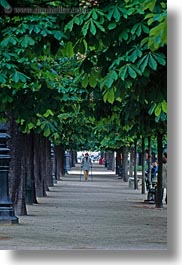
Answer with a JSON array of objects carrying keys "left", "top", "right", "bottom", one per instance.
[
  {"left": 81, "top": 153, "right": 92, "bottom": 181},
  {"left": 99, "top": 156, "right": 104, "bottom": 165},
  {"left": 151, "top": 160, "right": 158, "bottom": 181},
  {"left": 162, "top": 152, "right": 167, "bottom": 204}
]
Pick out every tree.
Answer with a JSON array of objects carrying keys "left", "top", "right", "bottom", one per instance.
[
  {"left": 0, "top": 0, "right": 167, "bottom": 212},
  {"left": 64, "top": 0, "right": 167, "bottom": 206}
]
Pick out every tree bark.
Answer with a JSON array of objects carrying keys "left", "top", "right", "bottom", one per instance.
[
  {"left": 141, "top": 137, "right": 146, "bottom": 194},
  {"left": 7, "top": 116, "right": 27, "bottom": 216},
  {"left": 40, "top": 136, "right": 49, "bottom": 194},
  {"left": 155, "top": 132, "right": 163, "bottom": 208},
  {"left": 147, "top": 136, "right": 152, "bottom": 183},
  {"left": 129, "top": 146, "right": 133, "bottom": 178},
  {"left": 116, "top": 150, "right": 122, "bottom": 176},
  {"left": 54, "top": 145, "right": 65, "bottom": 180},
  {"left": 134, "top": 141, "right": 138, "bottom": 189},
  {"left": 106, "top": 151, "right": 114, "bottom": 171},
  {"left": 34, "top": 134, "right": 47, "bottom": 197},
  {"left": 45, "top": 138, "right": 53, "bottom": 187},
  {"left": 122, "top": 146, "right": 129, "bottom": 182},
  {"left": 24, "top": 133, "right": 37, "bottom": 205}
]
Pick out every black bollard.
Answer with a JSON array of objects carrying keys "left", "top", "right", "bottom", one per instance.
[{"left": 0, "top": 123, "right": 18, "bottom": 224}]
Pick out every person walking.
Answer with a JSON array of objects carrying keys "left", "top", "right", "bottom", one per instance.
[
  {"left": 81, "top": 153, "right": 92, "bottom": 181},
  {"left": 162, "top": 152, "right": 167, "bottom": 204}
]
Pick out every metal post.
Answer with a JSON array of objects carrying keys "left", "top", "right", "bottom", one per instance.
[{"left": 0, "top": 123, "right": 18, "bottom": 224}]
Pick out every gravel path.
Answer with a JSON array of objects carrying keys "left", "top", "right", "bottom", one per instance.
[{"left": 0, "top": 166, "right": 167, "bottom": 250}]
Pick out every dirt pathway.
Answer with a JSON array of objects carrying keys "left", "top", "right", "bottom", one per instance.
[{"left": 0, "top": 166, "right": 167, "bottom": 250}]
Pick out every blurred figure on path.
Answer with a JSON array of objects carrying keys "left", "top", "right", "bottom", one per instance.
[
  {"left": 162, "top": 152, "right": 167, "bottom": 204},
  {"left": 81, "top": 153, "right": 92, "bottom": 181},
  {"left": 99, "top": 157, "right": 104, "bottom": 165}
]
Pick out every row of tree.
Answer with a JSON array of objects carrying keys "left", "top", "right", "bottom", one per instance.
[{"left": 0, "top": 0, "right": 167, "bottom": 214}]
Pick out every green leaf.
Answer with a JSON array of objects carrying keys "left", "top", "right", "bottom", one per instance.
[
  {"left": 64, "top": 41, "right": 74, "bottom": 57},
  {"left": 53, "top": 31, "right": 64, "bottom": 41},
  {"left": 148, "top": 19, "right": 167, "bottom": 50},
  {"left": 131, "top": 64, "right": 142, "bottom": 76},
  {"left": 65, "top": 19, "right": 74, "bottom": 32},
  {"left": 21, "top": 35, "right": 35, "bottom": 48},
  {"left": 0, "top": 0, "right": 11, "bottom": 8},
  {"left": 94, "top": 21, "right": 105, "bottom": 32},
  {"left": 90, "top": 21, "right": 97, "bottom": 35},
  {"left": 119, "top": 65, "right": 128, "bottom": 80},
  {"left": 154, "top": 103, "right": 162, "bottom": 117},
  {"left": 128, "top": 47, "right": 142, "bottom": 63},
  {"left": 104, "top": 70, "right": 118, "bottom": 88},
  {"left": 74, "top": 16, "right": 82, "bottom": 25},
  {"left": 136, "top": 24, "right": 142, "bottom": 37},
  {"left": 149, "top": 54, "right": 157, "bottom": 70},
  {"left": 0, "top": 73, "right": 6, "bottom": 83},
  {"left": 119, "top": 31, "right": 128, "bottom": 41},
  {"left": 33, "top": 25, "right": 41, "bottom": 34},
  {"left": 103, "top": 88, "right": 115, "bottom": 104},
  {"left": 108, "top": 22, "right": 117, "bottom": 30},
  {"left": 82, "top": 21, "right": 90, "bottom": 36},
  {"left": 142, "top": 24, "right": 150, "bottom": 34},
  {"left": 113, "top": 7, "right": 121, "bottom": 21},
  {"left": 89, "top": 74, "right": 97, "bottom": 88},
  {"left": 27, "top": 123, "right": 34, "bottom": 130},
  {"left": 1, "top": 35, "right": 18, "bottom": 47},
  {"left": 152, "top": 53, "right": 166, "bottom": 66},
  {"left": 12, "top": 71, "right": 30, "bottom": 83},
  {"left": 43, "top": 127, "right": 51, "bottom": 137},
  {"left": 128, "top": 66, "right": 137, "bottom": 79},
  {"left": 161, "top": 100, "right": 167, "bottom": 113},
  {"left": 143, "top": 0, "right": 157, "bottom": 12},
  {"left": 81, "top": 75, "right": 89, "bottom": 88},
  {"left": 131, "top": 23, "right": 141, "bottom": 35},
  {"left": 44, "top": 109, "right": 54, "bottom": 118},
  {"left": 148, "top": 102, "right": 156, "bottom": 115},
  {"left": 92, "top": 10, "right": 98, "bottom": 20},
  {"left": 107, "top": 6, "right": 121, "bottom": 22},
  {"left": 138, "top": 55, "right": 149, "bottom": 72},
  {"left": 160, "top": 112, "right": 166, "bottom": 121}
]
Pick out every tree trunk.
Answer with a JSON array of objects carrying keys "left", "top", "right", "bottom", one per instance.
[
  {"left": 45, "top": 138, "right": 53, "bottom": 187},
  {"left": 155, "top": 132, "right": 163, "bottom": 208},
  {"left": 16, "top": 152, "right": 28, "bottom": 216},
  {"left": 141, "top": 137, "right": 146, "bottom": 194},
  {"left": 106, "top": 151, "right": 114, "bottom": 171},
  {"left": 129, "top": 147, "right": 134, "bottom": 178},
  {"left": 54, "top": 145, "right": 65, "bottom": 180},
  {"left": 116, "top": 150, "right": 122, "bottom": 176},
  {"left": 34, "top": 134, "right": 47, "bottom": 197},
  {"left": 122, "top": 147, "right": 129, "bottom": 182},
  {"left": 7, "top": 116, "right": 27, "bottom": 216},
  {"left": 147, "top": 136, "right": 152, "bottom": 183},
  {"left": 40, "top": 136, "right": 49, "bottom": 194},
  {"left": 24, "top": 133, "right": 37, "bottom": 205},
  {"left": 70, "top": 150, "right": 76, "bottom": 167},
  {"left": 134, "top": 141, "right": 138, "bottom": 189}
]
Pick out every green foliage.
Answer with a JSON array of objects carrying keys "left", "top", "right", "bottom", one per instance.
[{"left": 0, "top": 0, "right": 167, "bottom": 152}]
